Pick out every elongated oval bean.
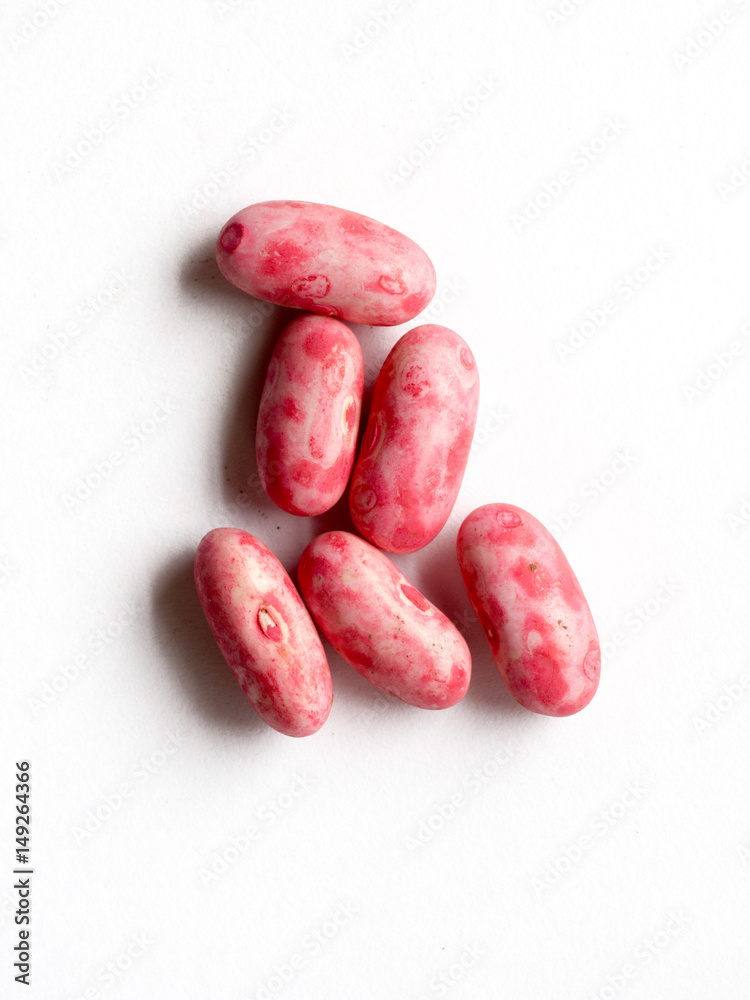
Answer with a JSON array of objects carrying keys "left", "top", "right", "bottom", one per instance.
[
  {"left": 298, "top": 530, "right": 471, "bottom": 709},
  {"left": 457, "top": 504, "right": 600, "bottom": 716},
  {"left": 194, "top": 528, "right": 331, "bottom": 736},
  {"left": 349, "top": 325, "right": 479, "bottom": 553},
  {"left": 256, "top": 314, "right": 363, "bottom": 516},
  {"left": 216, "top": 200, "right": 436, "bottom": 326}
]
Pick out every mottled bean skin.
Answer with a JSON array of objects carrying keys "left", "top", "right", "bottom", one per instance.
[
  {"left": 349, "top": 325, "right": 479, "bottom": 554},
  {"left": 216, "top": 200, "right": 436, "bottom": 326},
  {"left": 298, "top": 531, "right": 471, "bottom": 709},
  {"left": 194, "top": 528, "right": 332, "bottom": 736},
  {"left": 457, "top": 504, "right": 600, "bottom": 716},
  {"left": 256, "top": 314, "right": 363, "bottom": 516}
]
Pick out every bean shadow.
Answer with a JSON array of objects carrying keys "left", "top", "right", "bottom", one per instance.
[
  {"left": 179, "top": 235, "right": 258, "bottom": 309},
  {"left": 151, "top": 243, "right": 294, "bottom": 731},
  {"left": 218, "top": 304, "right": 299, "bottom": 517},
  {"left": 326, "top": 643, "right": 408, "bottom": 719},
  {"left": 180, "top": 237, "right": 301, "bottom": 515},
  {"left": 151, "top": 550, "right": 266, "bottom": 733}
]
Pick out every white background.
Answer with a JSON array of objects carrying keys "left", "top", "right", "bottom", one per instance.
[{"left": 2, "top": 0, "right": 750, "bottom": 997}]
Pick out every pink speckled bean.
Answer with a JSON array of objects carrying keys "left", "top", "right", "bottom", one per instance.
[
  {"left": 216, "top": 200, "right": 436, "bottom": 326},
  {"left": 457, "top": 504, "right": 600, "bottom": 717},
  {"left": 349, "top": 325, "right": 479, "bottom": 554},
  {"left": 256, "top": 314, "right": 363, "bottom": 516},
  {"left": 298, "top": 531, "right": 471, "bottom": 709},
  {"left": 194, "top": 528, "right": 331, "bottom": 737}
]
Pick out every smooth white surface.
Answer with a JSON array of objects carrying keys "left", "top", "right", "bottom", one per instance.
[{"left": 2, "top": 1, "right": 750, "bottom": 997}]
